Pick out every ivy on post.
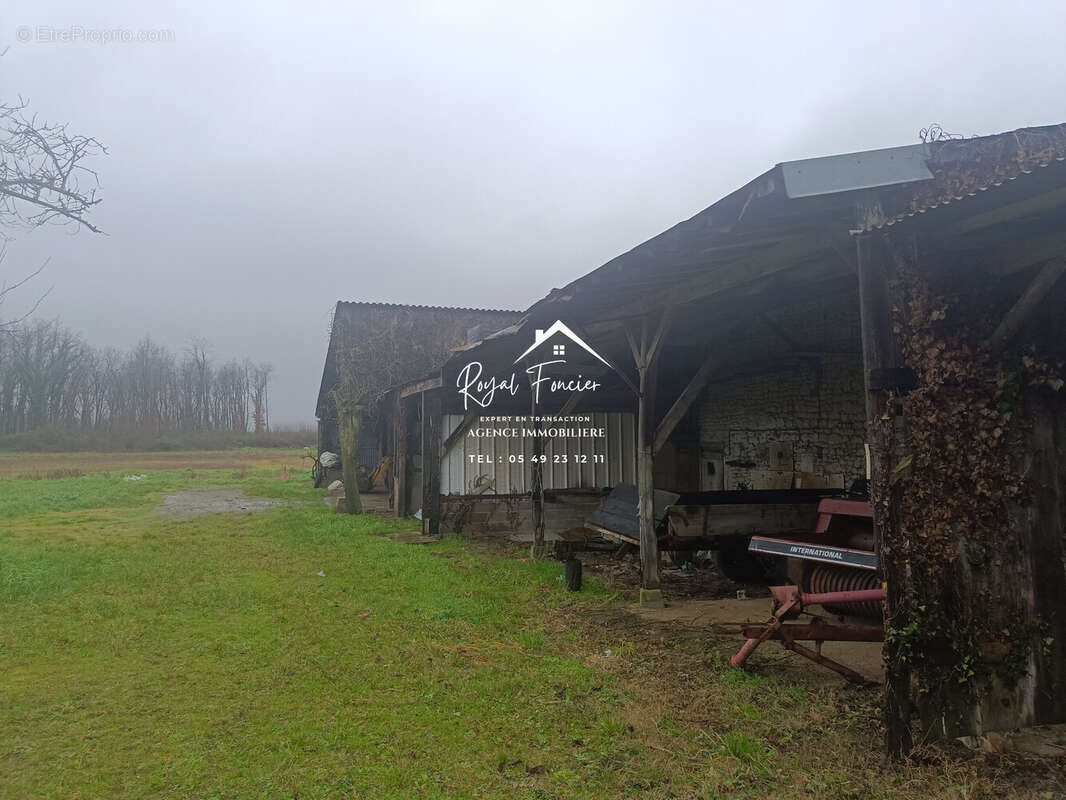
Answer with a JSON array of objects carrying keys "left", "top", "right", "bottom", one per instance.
[
  {"left": 856, "top": 231, "right": 912, "bottom": 756},
  {"left": 335, "top": 398, "right": 365, "bottom": 514},
  {"left": 861, "top": 226, "right": 1066, "bottom": 755}
]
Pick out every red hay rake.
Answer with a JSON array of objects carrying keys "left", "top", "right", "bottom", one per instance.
[{"left": 730, "top": 584, "right": 886, "bottom": 685}]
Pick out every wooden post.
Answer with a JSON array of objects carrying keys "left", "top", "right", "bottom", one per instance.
[
  {"left": 856, "top": 232, "right": 912, "bottom": 757},
  {"left": 636, "top": 355, "right": 660, "bottom": 604},
  {"left": 530, "top": 378, "right": 546, "bottom": 558},
  {"left": 421, "top": 391, "right": 441, "bottom": 536},
  {"left": 627, "top": 308, "right": 672, "bottom": 607},
  {"left": 392, "top": 392, "right": 407, "bottom": 518}
]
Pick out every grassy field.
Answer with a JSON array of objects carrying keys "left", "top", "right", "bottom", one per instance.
[
  {"left": 0, "top": 447, "right": 308, "bottom": 478},
  {"left": 0, "top": 451, "right": 1058, "bottom": 798}
]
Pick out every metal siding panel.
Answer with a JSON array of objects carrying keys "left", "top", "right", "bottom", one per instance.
[{"left": 780, "top": 144, "right": 932, "bottom": 199}]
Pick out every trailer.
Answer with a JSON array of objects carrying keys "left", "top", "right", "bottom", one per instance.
[{"left": 585, "top": 484, "right": 842, "bottom": 582}]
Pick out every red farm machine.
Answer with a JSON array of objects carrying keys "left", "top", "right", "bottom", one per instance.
[
  {"left": 733, "top": 496, "right": 886, "bottom": 684},
  {"left": 585, "top": 484, "right": 886, "bottom": 683}
]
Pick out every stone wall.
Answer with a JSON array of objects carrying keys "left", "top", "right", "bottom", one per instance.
[{"left": 697, "top": 289, "right": 867, "bottom": 490}]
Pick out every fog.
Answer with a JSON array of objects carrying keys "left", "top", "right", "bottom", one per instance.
[{"left": 4, "top": 0, "right": 1065, "bottom": 426}]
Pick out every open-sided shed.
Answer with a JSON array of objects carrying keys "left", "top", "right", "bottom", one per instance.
[
  {"left": 504, "top": 123, "right": 1066, "bottom": 747},
  {"left": 360, "top": 124, "right": 1066, "bottom": 748}
]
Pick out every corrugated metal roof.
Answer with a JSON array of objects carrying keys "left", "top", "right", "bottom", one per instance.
[
  {"left": 336, "top": 300, "right": 519, "bottom": 314},
  {"left": 860, "top": 124, "right": 1066, "bottom": 231},
  {"left": 780, "top": 144, "right": 933, "bottom": 199},
  {"left": 862, "top": 155, "right": 1066, "bottom": 231}
]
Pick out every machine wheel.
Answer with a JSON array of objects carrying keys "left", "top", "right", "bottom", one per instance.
[{"left": 716, "top": 536, "right": 786, "bottom": 584}]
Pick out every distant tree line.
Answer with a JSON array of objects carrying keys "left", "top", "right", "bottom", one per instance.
[{"left": 0, "top": 319, "right": 272, "bottom": 435}]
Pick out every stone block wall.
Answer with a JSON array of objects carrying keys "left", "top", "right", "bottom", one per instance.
[{"left": 698, "top": 289, "right": 867, "bottom": 490}]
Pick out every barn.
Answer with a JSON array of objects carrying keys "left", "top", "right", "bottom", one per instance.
[
  {"left": 314, "top": 301, "right": 520, "bottom": 469},
  {"left": 330, "top": 124, "right": 1066, "bottom": 745}
]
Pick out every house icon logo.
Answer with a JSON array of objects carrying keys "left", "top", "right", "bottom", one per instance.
[{"left": 513, "top": 320, "right": 610, "bottom": 366}]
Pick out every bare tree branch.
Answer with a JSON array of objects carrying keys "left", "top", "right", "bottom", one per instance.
[
  {"left": 0, "top": 100, "right": 106, "bottom": 234},
  {"left": 0, "top": 245, "right": 52, "bottom": 332}
]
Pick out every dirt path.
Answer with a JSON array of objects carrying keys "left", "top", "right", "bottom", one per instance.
[{"left": 629, "top": 596, "right": 886, "bottom": 685}]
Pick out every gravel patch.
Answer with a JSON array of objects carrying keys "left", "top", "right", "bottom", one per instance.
[{"left": 158, "top": 488, "right": 287, "bottom": 519}]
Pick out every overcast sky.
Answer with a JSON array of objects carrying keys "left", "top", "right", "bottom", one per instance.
[{"left": 3, "top": 1, "right": 1065, "bottom": 425}]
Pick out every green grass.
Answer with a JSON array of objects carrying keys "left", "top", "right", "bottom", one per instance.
[
  {"left": 0, "top": 460, "right": 1058, "bottom": 799},
  {"left": 0, "top": 467, "right": 638, "bottom": 798}
]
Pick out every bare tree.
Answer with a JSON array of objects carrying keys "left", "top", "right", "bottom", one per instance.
[
  {"left": 0, "top": 318, "right": 273, "bottom": 437},
  {"left": 1, "top": 100, "right": 105, "bottom": 233},
  {"left": 250, "top": 362, "right": 272, "bottom": 433},
  {"left": 0, "top": 99, "right": 104, "bottom": 329}
]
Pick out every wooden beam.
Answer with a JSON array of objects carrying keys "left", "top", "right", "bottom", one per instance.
[
  {"left": 645, "top": 305, "right": 673, "bottom": 366},
  {"left": 993, "top": 232, "right": 1066, "bottom": 274},
  {"left": 990, "top": 258, "right": 1066, "bottom": 353},
  {"left": 585, "top": 231, "right": 829, "bottom": 320},
  {"left": 942, "top": 185, "right": 1066, "bottom": 237},
  {"left": 558, "top": 391, "right": 582, "bottom": 415},
  {"left": 654, "top": 355, "right": 720, "bottom": 455},
  {"left": 421, "top": 391, "right": 441, "bottom": 536},
  {"left": 624, "top": 325, "right": 641, "bottom": 366},
  {"left": 441, "top": 410, "right": 478, "bottom": 456},
  {"left": 401, "top": 376, "right": 442, "bottom": 398},
  {"left": 757, "top": 312, "right": 802, "bottom": 351}
]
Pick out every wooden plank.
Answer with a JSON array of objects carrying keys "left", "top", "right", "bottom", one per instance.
[
  {"left": 401, "top": 376, "right": 443, "bottom": 398},
  {"left": 665, "top": 503, "right": 819, "bottom": 538},
  {"left": 654, "top": 355, "right": 720, "bottom": 454},
  {"left": 421, "top": 391, "right": 442, "bottom": 535},
  {"left": 990, "top": 258, "right": 1066, "bottom": 353}
]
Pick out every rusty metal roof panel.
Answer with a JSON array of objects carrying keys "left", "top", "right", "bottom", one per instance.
[{"left": 780, "top": 144, "right": 933, "bottom": 199}]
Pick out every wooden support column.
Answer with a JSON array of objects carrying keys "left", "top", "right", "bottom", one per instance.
[
  {"left": 392, "top": 392, "right": 407, "bottom": 517},
  {"left": 627, "top": 308, "right": 672, "bottom": 607},
  {"left": 421, "top": 391, "right": 441, "bottom": 536},
  {"left": 856, "top": 232, "right": 911, "bottom": 757}
]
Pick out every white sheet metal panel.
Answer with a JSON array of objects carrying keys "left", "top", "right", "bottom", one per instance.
[{"left": 439, "top": 413, "right": 636, "bottom": 494}]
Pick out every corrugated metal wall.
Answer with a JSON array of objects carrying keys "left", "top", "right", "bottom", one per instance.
[{"left": 440, "top": 413, "right": 636, "bottom": 494}]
